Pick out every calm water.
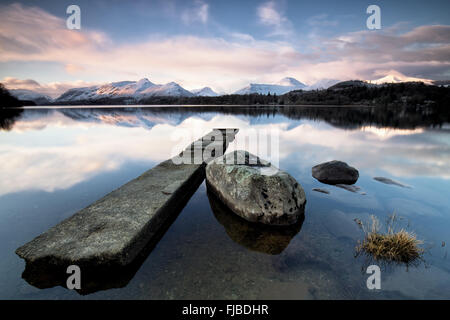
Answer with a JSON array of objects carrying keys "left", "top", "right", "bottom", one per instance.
[{"left": 0, "top": 105, "right": 449, "bottom": 299}]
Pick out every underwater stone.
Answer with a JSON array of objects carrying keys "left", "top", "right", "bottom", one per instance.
[{"left": 373, "top": 177, "right": 410, "bottom": 188}]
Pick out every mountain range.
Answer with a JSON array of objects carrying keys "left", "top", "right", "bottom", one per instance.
[
  {"left": 5, "top": 73, "right": 447, "bottom": 105},
  {"left": 234, "top": 77, "right": 307, "bottom": 95},
  {"left": 8, "top": 89, "right": 53, "bottom": 105},
  {"left": 191, "top": 87, "right": 219, "bottom": 97},
  {"left": 55, "top": 78, "right": 194, "bottom": 102},
  {"left": 369, "top": 74, "right": 434, "bottom": 85}
]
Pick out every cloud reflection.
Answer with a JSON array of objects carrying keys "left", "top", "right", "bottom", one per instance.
[{"left": 0, "top": 109, "right": 449, "bottom": 196}]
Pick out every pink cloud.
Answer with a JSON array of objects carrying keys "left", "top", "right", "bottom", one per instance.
[
  {"left": 2, "top": 77, "right": 100, "bottom": 98},
  {"left": 0, "top": 3, "right": 449, "bottom": 92}
]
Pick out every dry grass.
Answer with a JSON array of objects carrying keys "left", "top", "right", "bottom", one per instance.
[{"left": 356, "top": 213, "right": 424, "bottom": 265}]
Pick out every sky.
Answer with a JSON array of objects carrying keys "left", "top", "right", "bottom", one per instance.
[{"left": 0, "top": 0, "right": 449, "bottom": 97}]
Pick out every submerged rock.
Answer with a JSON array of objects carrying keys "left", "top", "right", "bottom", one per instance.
[
  {"left": 312, "top": 160, "right": 359, "bottom": 185},
  {"left": 336, "top": 184, "right": 361, "bottom": 193},
  {"left": 312, "top": 188, "right": 330, "bottom": 194},
  {"left": 373, "top": 177, "right": 411, "bottom": 188},
  {"left": 206, "top": 150, "right": 306, "bottom": 226}
]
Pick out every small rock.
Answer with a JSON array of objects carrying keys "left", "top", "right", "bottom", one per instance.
[
  {"left": 206, "top": 150, "right": 306, "bottom": 226},
  {"left": 336, "top": 184, "right": 361, "bottom": 193},
  {"left": 373, "top": 177, "right": 411, "bottom": 188},
  {"left": 312, "top": 188, "right": 330, "bottom": 194},
  {"left": 312, "top": 160, "right": 359, "bottom": 185}
]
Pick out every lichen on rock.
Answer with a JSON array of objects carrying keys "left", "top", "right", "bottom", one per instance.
[{"left": 206, "top": 150, "right": 306, "bottom": 226}]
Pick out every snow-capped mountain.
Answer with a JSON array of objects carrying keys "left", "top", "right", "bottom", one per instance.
[
  {"left": 369, "top": 72, "right": 433, "bottom": 85},
  {"left": 191, "top": 87, "right": 219, "bottom": 97},
  {"left": 234, "top": 77, "right": 306, "bottom": 95},
  {"left": 277, "top": 77, "right": 305, "bottom": 87},
  {"left": 56, "top": 78, "right": 194, "bottom": 102},
  {"left": 304, "top": 79, "right": 341, "bottom": 90},
  {"left": 9, "top": 71, "right": 442, "bottom": 105},
  {"left": 9, "top": 89, "right": 52, "bottom": 105}
]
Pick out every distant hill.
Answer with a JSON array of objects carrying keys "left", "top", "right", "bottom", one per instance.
[
  {"left": 3, "top": 76, "right": 439, "bottom": 108},
  {"left": 7, "top": 69, "right": 450, "bottom": 106},
  {"left": 283, "top": 81, "right": 449, "bottom": 107},
  {"left": 370, "top": 73, "right": 434, "bottom": 85},
  {"left": 328, "top": 80, "right": 375, "bottom": 90},
  {"left": 55, "top": 78, "right": 194, "bottom": 103},
  {"left": 52, "top": 81, "right": 448, "bottom": 108},
  {"left": 191, "top": 87, "right": 219, "bottom": 97},
  {"left": 304, "top": 79, "right": 341, "bottom": 90},
  {"left": 234, "top": 77, "right": 306, "bottom": 95},
  {"left": 0, "top": 83, "right": 25, "bottom": 108},
  {"left": 0, "top": 83, "right": 25, "bottom": 130},
  {"left": 9, "top": 89, "right": 52, "bottom": 105}
]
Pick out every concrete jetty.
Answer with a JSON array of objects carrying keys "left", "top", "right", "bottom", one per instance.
[{"left": 16, "top": 128, "right": 239, "bottom": 270}]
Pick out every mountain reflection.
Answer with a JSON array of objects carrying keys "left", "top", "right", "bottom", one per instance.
[
  {"left": 0, "top": 107, "right": 23, "bottom": 131},
  {"left": 1, "top": 106, "right": 449, "bottom": 197},
  {"left": 10, "top": 104, "right": 450, "bottom": 131}
]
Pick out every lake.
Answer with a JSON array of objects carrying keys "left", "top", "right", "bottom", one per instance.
[{"left": 0, "top": 105, "right": 449, "bottom": 299}]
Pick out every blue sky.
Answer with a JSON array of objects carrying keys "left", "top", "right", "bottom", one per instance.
[
  {"left": 9, "top": 0, "right": 449, "bottom": 41},
  {"left": 0, "top": 0, "right": 449, "bottom": 96}
]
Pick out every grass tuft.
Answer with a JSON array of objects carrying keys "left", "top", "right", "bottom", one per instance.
[{"left": 356, "top": 213, "right": 424, "bottom": 265}]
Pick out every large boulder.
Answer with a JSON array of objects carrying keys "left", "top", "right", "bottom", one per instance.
[
  {"left": 312, "top": 160, "right": 359, "bottom": 185},
  {"left": 206, "top": 150, "right": 306, "bottom": 226}
]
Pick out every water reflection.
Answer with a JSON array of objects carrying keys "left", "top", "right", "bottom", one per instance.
[
  {"left": 53, "top": 104, "right": 450, "bottom": 129},
  {"left": 2, "top": 107, "right": 448, "bottom": 198},
  {"left": 12, "top": 104, "right": 450, "bottom": 131},
  {"left": 0, "top": 107, "right": 23, "bottom": 131},
  {"left": 207, "top": 190, "right": 304, "bottom": 255},
  {"left": 20, "top": 259, "right": 143, "bottom": 295}
]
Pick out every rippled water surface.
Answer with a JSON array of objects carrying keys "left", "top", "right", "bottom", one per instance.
[{"left": 1, "top": 106, "right": 449, "bottom": 299}]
